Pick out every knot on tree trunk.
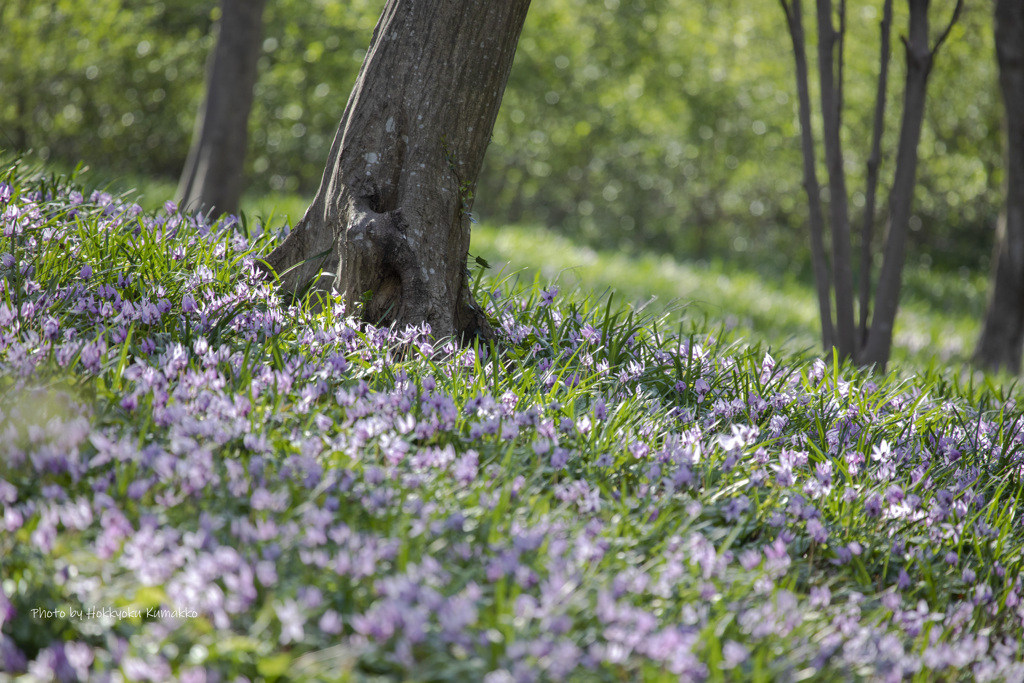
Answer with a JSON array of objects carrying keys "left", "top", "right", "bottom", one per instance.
[
  {"left": 341, "top": 200, "right": 494, "bottom": 343},
  {"left": 344, "top": 202, "right": 427, "bottom": 327}
]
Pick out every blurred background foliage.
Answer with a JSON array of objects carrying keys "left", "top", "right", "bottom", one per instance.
[{"left": 0, "top": 0, "right": 998, "bottom": 278}]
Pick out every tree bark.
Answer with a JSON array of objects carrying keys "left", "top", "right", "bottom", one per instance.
[
  {"left": 780, "top": 0, "right": 834, "bottom": 351},
  {"left": 816, "top": 0, "right": 856, "bottom": 361},
  {"left": 975, "top": 0, "right": 1024, "bottom": 374},
  {"left": 860, "top": 0, "right": 962, "bottom": 369},
  {"left": 263, "top": 0, "right": 530, "bottom": 341},
  {"left": 177, "top": 0, "right": 266, "bottom": 218},
  {"left": 858, "top": 0, "right": 893, "bottom": 347}
]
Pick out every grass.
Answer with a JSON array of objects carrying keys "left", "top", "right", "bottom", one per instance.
[
  {"left": 3, "top": 162, "right": 1023, "bottom": 681},
  {"left": 469, "top": 223, "right": 989, "bottom": 375},
  {"left": 48, "top": 160, "right": 992, "bottom": 377}
]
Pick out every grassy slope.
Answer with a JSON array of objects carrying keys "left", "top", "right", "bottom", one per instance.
[
  {"left": 3, "top": 164, "right": 1024, "bottom": 681},
  {"left": 56, "top": 164, "right": 991, "bottom": 381},
  {"left": 469, "top": 222, "right": 989, "bottom": 375}
]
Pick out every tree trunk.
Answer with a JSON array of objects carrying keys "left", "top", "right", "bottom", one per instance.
[
  {"left": 782, "top": 0, "right": 961, "bottom": 370},
  {"left": 177, "top": 0, "right": 266, "bottom": 218},
  {"left": 860, "top": 0, "right": 961, "bottom": 369},
  {"left": 974, "top": 0, "right": 1024, "bottom": 374},
  {"left": 263, "top": 0, "right": 531, "bottom": 341},
  {"left": 816, "top": 0, "right": 856, "bottom": 360},
  {"left": 858, "top": 0, "right": 893, "bottom": 347},
  {"left": 781, "top": 0, "right": 834, "bottom": 351}
]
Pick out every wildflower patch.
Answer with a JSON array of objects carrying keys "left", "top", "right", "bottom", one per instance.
[{"left": 2, "top": 164, "right": 1024, "bottom": 681}]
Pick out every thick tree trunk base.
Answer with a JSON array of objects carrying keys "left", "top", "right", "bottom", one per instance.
[
  {"left": 262, "top": 0, "right": 526, "bottom": 343},
  {"left": 263, "top": 198, "right": 494, "bottom": 343}
]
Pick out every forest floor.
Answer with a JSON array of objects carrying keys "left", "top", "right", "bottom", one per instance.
[
  {"left": 86, "top": 168, "right": 994, "bottom": 382},
  {"left": 4, "top": 162, "right": 1024, "bottom": 681}
]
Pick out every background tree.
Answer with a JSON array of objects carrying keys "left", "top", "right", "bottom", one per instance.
[
  {"left": 263, "top": 0, "right": 531, "bottom": 340},
  {"left": 176, "top": 0, "right": 266, "bottom": 217},
  {"left": 780, "top": 0, "right": 963, "bottom": 370},
  {"left": 0, "top": 0, "right": 212, "bottom": 176},
  {"left": 974, "top": 0, "right": 1024, "bottom": 374},
  {"left": 1, "top": 1, "right": 1000, "bottom": 289}
]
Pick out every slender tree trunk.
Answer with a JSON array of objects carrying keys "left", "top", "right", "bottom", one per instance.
[
  {"left": 858, "top": 0, "right": 893, "bottom": 346},
  {"left": 782, "top": 0, "right": 961, "bottom": 370},
  {"left": 177, "top": 0, "right": 266, "bottom": 218},
  {"left": 263, "top": 0, "right": 531, "bottom": 341},
  {"left": 816, "top": 0, "right": 856, "bottom": 360},
  {"left": 781, "top": 0, "right": 834, "bottom": 351},
  {"left": 974, "top": 0, "right": 1024, "bottom": 374},
  {"left": 860, "top": 0, "right": 962, "bottom": 369}
]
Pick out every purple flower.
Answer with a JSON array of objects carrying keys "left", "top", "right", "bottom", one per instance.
[
  {"left": 80, "top": 337, "right": 107, "bottom": 373},
  {"left": 864, "top": 493, "right": 882, "bottom": 518},
  {"left": 722, "top": 495, "right": 750, "bottom": 522},
  {"left": 694, "top": 378, "right": 711, "bottom": 399},
  {"left": 1, "top": 634, "right": 27, "bottom": 673},
  {"left": 973, "top": 583, "right": 993, "bottom": 606},
  {"left": 769, "top": 414, "right": 788, "bottom": 436},
  {"left": 831, "top": 546, "right": 852, "bottom": 566},
  {"left": 672, "top": 464, "right": 694, "bottom": 488},
  {"left": 722, "top": 640, "right": 749, "bottom": 669},
  {"left": 120, "top": 391, "right": 139, "bottom": 412},
  {"left": 551, "top": 447, "right": 570, "bottom": 470},
  {"left": 763, "top": 536, "right": 790, "bottom": 576},
  {"left": 759, "top": 352, "right": 776, "bottom": 383},
  {"left": 28, "top": 644, "right": 71, "bottom": 682},
  {"left": 718, "top": 423, "right": 759, "bottom": 452},
  {"left": 63, "top": 642, "right": 93, "bottom": 681},
  {"left": 180, "top": 667, "right": 208, "bottom": 683},
  {"left": 629, "top": 440, "right": 649, "bottom": 459},
  {"left": 256, "top": 561, "right": 278, "bottom": 586},
  {"left": 439, "top": 592, "right": 479, "bottom": 636},
  {"left": 844, "top": 450, "right": 864, "bottom": 476},
  {"left": 809, "top": 585, "right": 831, "bottom": 608},
  {"left": 885, "top": 485, "right": 904, "bottom": 505},
  {"left": 807, "top": 518, "right": 828, "bottom": 544},
  {"left": 453, "top": 450, "right": 479, "bottom": 484},
  {"left": 739, "top": 549, "right": 762, "bottom": 570},
  {"left": 319, "top": 609, "right": 343, "bottom": 635},
  {"left": 773, "top": 463, "right": 795, "bottom": 487},
  {"left": 881, "top": 592, "right": 900, "bottom": 612},
  {"left": 122, "top": 655, "right": 171, "bottom": 681},
  {"left": 298, "top": 586, "right": 323, "bottom": 610},
  {"left": 0, "top": 479, "right": 16, "bottom": 505},
  {"left": 814, "top": 461, "right": 833, "bottom": 489}
]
